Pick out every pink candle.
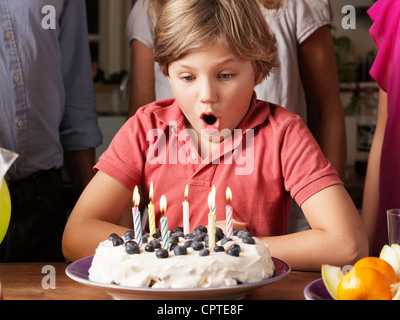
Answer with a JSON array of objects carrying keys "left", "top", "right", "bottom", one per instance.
[{"left": 226, "top": 187, "right": 233, "bottom": 239}]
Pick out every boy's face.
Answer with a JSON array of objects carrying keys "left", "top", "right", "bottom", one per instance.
[{"left": 167, "top": 45, "right": 261, "bottom": 142}]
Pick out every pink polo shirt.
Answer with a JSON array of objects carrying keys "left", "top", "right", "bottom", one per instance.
[{"left": 95, "top": 94, "right": 342, "bottom": 236}]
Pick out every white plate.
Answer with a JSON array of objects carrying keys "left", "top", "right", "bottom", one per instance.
[{"left": 66, "top": 255, "right": 290, "bottom": 300}]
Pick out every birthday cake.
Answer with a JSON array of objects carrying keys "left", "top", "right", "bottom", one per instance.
[{"left": 88, "top": 226, "right": 275, "bottom": 288}]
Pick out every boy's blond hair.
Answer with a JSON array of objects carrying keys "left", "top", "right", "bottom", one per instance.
[{"left": 153, "top": 0, "right": 278, "bottom": 80}]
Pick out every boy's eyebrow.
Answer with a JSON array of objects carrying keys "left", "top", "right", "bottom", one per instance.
[{"left": 175, "top": 57, "right": 240, "bottom": 70}]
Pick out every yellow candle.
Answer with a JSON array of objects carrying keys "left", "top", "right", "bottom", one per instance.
[{"left": 208, "top": 186, "right": 216, "bottom": 251}]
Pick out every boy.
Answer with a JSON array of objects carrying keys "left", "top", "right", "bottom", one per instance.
[{"left": 63, "top": 0, "right": 367, "bottom": 270}]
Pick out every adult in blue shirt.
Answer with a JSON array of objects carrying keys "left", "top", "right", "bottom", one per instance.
[{"left": 0, "top": 0, "right": 102, "bottom": 261}]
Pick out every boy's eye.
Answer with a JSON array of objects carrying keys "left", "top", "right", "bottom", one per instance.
[
  {"left": 181, "top": 75, "right": 194, "bottom": 82},
  {"left": 220, "top": 73, "right": 234, "bottom": 80}
]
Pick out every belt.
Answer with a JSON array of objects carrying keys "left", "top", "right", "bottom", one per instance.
[{"left": 8, "top": 169, "right": 63, "bottom": 206}]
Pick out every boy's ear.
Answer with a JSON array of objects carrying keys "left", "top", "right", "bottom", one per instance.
[{"left": 255, "top": 73, "right": 263, "bottom": 86}]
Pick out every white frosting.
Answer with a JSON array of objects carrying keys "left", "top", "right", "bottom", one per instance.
[{"left": 88, "top": 235, "right": 275, "bottom": 289}]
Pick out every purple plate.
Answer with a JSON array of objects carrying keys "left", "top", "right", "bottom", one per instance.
[
  {"left": 66, "top": 256, "right": 290, "bottom": 300},
  {"left": 304, "top": 278, "right": 333, "bottom": 300}
]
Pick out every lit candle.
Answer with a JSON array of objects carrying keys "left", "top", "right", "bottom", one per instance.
[
  {"left": 148, "top": 182, "right": 156, "bottom": 237},
  {"left": 132, "top": 186, "right": 142, "bottom": 247},
  {"left": 160, "top": 195, "right": 169, "bottom": 250},
  {"left": 182, "top": 184, "right": 189, "bottom": 235},
  {"left": 226, "top": 187, "right": 233, "bottom": 239},
  {"left": 208, "top": 186, "right": 216, "bottom": 251}
]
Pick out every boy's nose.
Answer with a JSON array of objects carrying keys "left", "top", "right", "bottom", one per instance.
[{"left": 199, "top": 78, "right": 217, "bottom": 104}]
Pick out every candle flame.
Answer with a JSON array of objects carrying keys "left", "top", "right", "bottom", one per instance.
[
  {"left": 160, "top": 195, "right": 167, "bottom": 214},
  {"left": 133, "top": 185, "right": 140, "bottom": 207},
  {"left": 184, "top": 184, "right": 189, "bottom": 200},
  {"left": 149, "top": 181, "right": 154, "bottom": 201},
  {"left": 208, "top": 185, "right": 216, "bottom": 207},
  {"left": 226, "top": 187, "right": 232, "bottom": 203}
]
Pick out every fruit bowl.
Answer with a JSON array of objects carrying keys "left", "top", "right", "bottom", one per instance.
[{"left": 315, "top": 245, "right": 400, "bottom": 300}]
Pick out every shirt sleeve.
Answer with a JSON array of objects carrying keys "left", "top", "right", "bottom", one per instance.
[
  {"left": 126, "top": 0, "right": 155, "bottom": 48},
  {"left": 293, "top": 0, "right": 333, "bottom": 45},
  {"left": 368, "top": 0, "right": 400, "bottom": 91},
  {"left": 58, "top": 0, "right": 102, "bottom": 151},
  {"left": 280, "top": 115, "right": 343, "bottom": 206}
]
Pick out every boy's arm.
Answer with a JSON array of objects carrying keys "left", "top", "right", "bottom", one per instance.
[
  {"left": 260, "top": 184, "right": 368, "bottom": 271},
  {"left": 62, "top": 171, "right": 133, "bottom": 262}
]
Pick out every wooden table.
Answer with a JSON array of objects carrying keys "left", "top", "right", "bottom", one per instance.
[{"left": 0, "top": 262, "right": 321, "bottom": 300}]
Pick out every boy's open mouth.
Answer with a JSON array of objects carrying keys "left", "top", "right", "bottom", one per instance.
[
  {"left": 203, "top": 114, "right": 217, "bottom": 125},
  {"left": 201, "top": 113, "right": 221, "bottom": 135}
]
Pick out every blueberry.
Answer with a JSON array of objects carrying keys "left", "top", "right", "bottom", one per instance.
[
  {"left": 183, "top": 240, "right": 193, "bottom": 248},
  {"left": 173, "top": 226, "right": 183, "bottom": 233},
  {"left": 173, "top": 231, "right": 185, "bottom": 238},
  {"left": 237, "top": 230, "right": 252, "bottom": 239},
  {"left": 112, "top": 236, "right": 124, "bottom": 247},
  {"left": 124, "top": 230, "right": 135, "bottom": 241},
  {"left": 226, "top": 246, "right": 240, "bottom": 257},
  {"left": 142, "top": 233, "right": 149, "bottom": 243},
  {"left": 184, "top": 233, "right": 194, "bottom": 240},
  {"left": 194, "top": 226, "right": 207, "bottom": 234},
  {"left": 221, "top": 237, "right": 232, "bottom": 245},
  {"left": 200, "top": 232, "right": 208, "bottom": 241},
  {"left": 108, "top": 233, "right": 119, "bottom": 241},
  {"left": 199, "top": 249, "right": 210, "bottom": 257},
  {"left": 233, "top": 229, "right": 239, "bottom": 236},
  {"left": 174, "top": 245, "right": 187, "bottom": 256},
  {"left": 152, "top": 229, "right": 161, "bottom": 239},
  {"left": 216, "top": 227, "right": 224, "bottom": 238},
  {"left": 242, "top": 236, "right": 255, "bottom": 244},
  {"left": 150, "top": 239, "right": 161, "bottom": 249},
  {"left": 156, "top": 249, "right": 169, "bottom": 259},
  {"left": 230, "top": 243, "right": 241, "bottom": 250},
  {"left": 145, "top": 243, "right": 155, "bottom": 252},
  {"left": 169, "top": 242, "right": 178, "bottom": 251},
  {"left": 191, "top": 241, "right": 204, "bottom": 251},
  {"left": 203, "top": 235, "right": 209, "bottom": 247},
  {"left": 192, "top": 234, "right": 203, "bottom": 242},
  {"left": 168, "top": 235, "right": 179, "bottom": 244},
  {"left": 214, "top": 245, "right": 225, "bottom": 252},
  {"left": 125, "top": 240, "right": 140, "bottom": 254}
]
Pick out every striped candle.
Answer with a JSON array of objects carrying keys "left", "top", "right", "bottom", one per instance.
[
  {"left": 148, "top": 182, "right": 156, "bottom": 237},
  {"left": 208, "top": 186, "right": 216, "bottom": 251},
  {"left": 132, "top": 186, "right": 142, "bottom": 247},
  {"left": 160, "top": 195, "right": 169, "bottom": 250},
  {"left": 225, "top": 187, "right": 233, "bottom": 239},
  {"left": 182, "top": 184, "right": 189, "bottom": 235},
  {"left": 208, "top": 212, "right": 216, "bottom": 252}
]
